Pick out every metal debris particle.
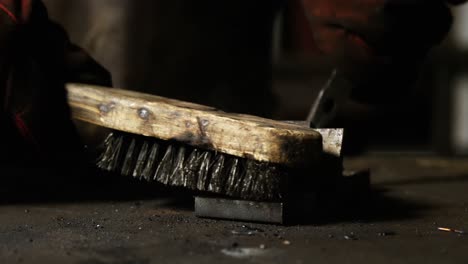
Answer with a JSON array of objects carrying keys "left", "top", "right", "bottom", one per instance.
[
  {"left": 221, "top": 248, "right": 268, "bottom": 259},
  {"left": 344, "top": 234, "right": 357, "bottom": 240},
  {"left": 231, "top": 225, "right": 264, "bottom": 236},
  {"left": 378, "top": 232, "right": 396, "bottom": 237},
  {"left": 438, "top": 227, "right": 466, "bottom": 235}
]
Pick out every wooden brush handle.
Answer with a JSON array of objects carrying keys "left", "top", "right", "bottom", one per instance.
[{"left": 66, "top": 83, "right": 323, "bottom": 166}]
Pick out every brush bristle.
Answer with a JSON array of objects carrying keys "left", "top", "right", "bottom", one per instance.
[{"left": 96, "top": 132, "right": 287, "bottom": 201}]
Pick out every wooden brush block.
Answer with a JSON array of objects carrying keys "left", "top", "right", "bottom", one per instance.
[{"left": 66, "top": 83, "right": 323, "bottom": 167}]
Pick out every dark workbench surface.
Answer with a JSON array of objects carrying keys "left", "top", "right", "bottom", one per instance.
[{"left": 1, "top": 155, "right": 467, "bottom": 264}]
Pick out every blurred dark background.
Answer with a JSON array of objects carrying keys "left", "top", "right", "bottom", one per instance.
[{"left": 42, "top": 0, "right": 468, "bottom": 156}]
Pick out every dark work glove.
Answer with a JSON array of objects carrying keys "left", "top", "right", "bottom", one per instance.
[
  {"left": 0, "top": 0, "right": 111, "bottom": 167},
  {"left": 301, "top": 0, "right": 465, "bottom": 104}
]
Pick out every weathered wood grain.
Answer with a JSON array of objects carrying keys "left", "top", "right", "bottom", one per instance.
[{"left": 66, "top": 83, "right": 323, "bottom": 166}]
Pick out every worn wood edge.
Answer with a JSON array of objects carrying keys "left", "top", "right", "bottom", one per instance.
[
  {"left": 315, "top": 129, "right": 344, "bottom": 158},
  {"left": 66, "top": 83, "right": 323, "bottom": 166},
  {"left": 277, "top": 121, "right": 344, "bottom": 158}
]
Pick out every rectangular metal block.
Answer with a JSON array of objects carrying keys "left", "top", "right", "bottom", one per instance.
[{"left": 195, "top": 197, "right": 284, "bottom": 224}]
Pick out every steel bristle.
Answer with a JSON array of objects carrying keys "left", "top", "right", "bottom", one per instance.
[{"left": 96, "top": 132, "right": 285, "bottom": 201}]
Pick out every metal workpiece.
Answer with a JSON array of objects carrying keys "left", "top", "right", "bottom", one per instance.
[
  {"left": 194, "top": 193, "right": 321, "bottom": 225},
  {"left": 195, "top": 197, "right": 286, "bottom": 224},
  {"left": 192, "top": 127, "right": 360, "bottom": 224},
  {"left": 194, "top": 170, "right": 370, "bottom": 224}
]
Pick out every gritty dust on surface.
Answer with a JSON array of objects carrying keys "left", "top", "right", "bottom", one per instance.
[
  {"left": 0, "top": 156, "right": 468, "bottom": 264},
  {"left": 1, "top": 199, "right": 467, "bottom": 264},
  {"left": 0, "top": 200, "right": 292, "bottom": 264}
]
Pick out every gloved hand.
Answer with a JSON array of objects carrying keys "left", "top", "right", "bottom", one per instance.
[
  {"left": 301, "top": 0, "right": 466, "bottom": 104},
  {"left": 0, "top": 0, "right": 111, "bottom": 167}
]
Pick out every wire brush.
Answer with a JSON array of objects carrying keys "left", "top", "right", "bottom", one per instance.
[{"left": 66, "top": 83, "right": 325, "bottom": 202}]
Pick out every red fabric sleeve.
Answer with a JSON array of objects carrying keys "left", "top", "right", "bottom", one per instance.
[
  {"left": 0, "top": 0, "right": 37, "bottom": 147},
  {"left": 0, "top": 0, "right": 110, "bottom": 166},
  {"left": 0, "top": 0, "right": 33, "bottom": 24}
]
